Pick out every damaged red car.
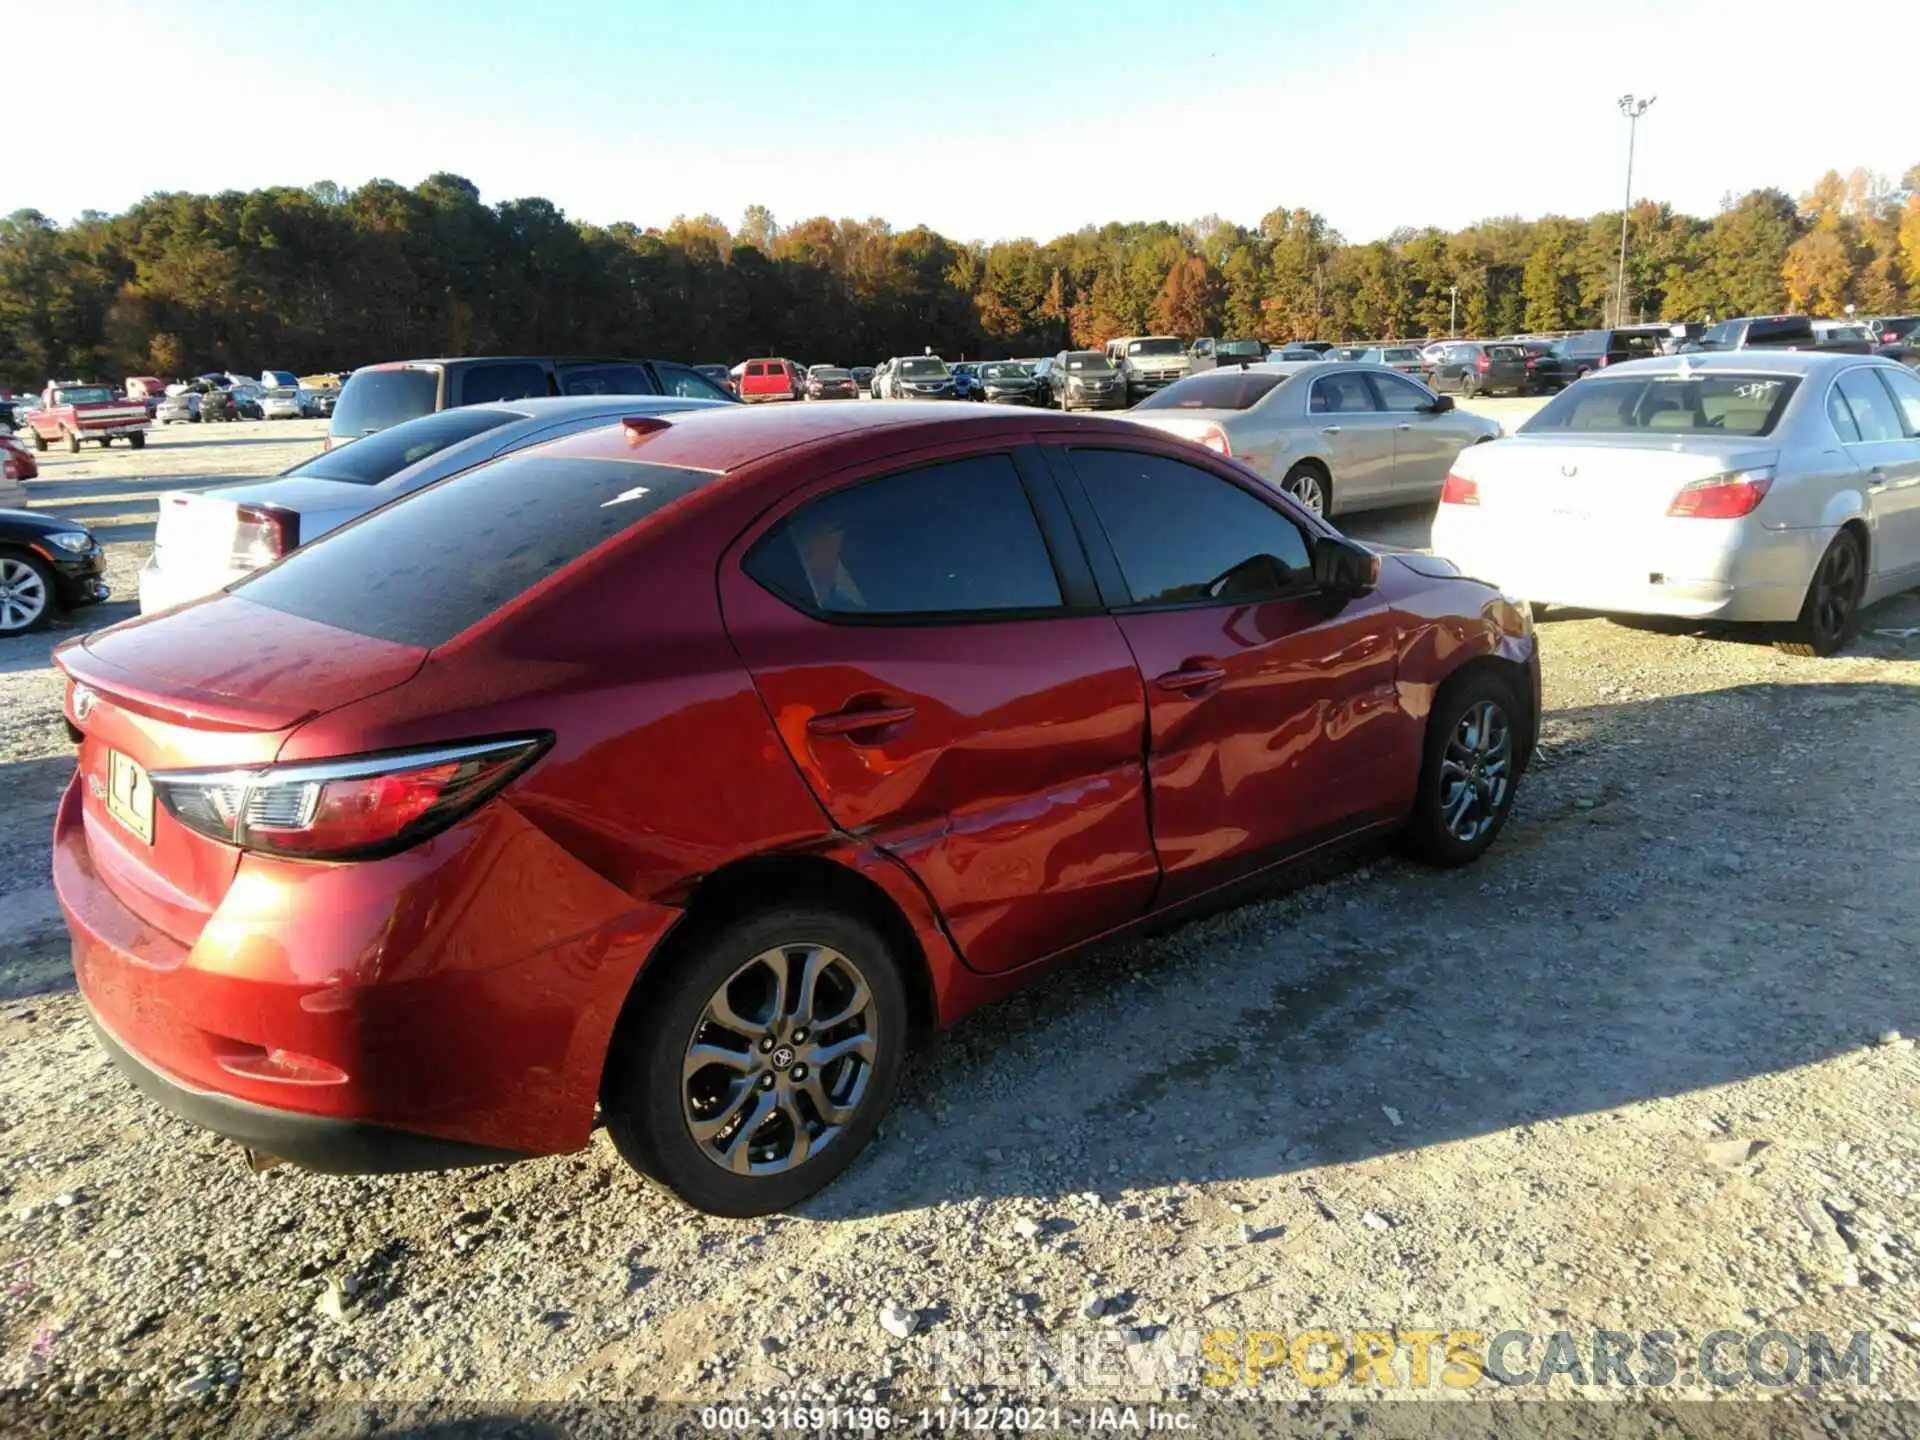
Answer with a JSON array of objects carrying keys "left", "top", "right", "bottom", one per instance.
[{"left": 54, "top": 403, "right": 1537, "bottom": 1215}]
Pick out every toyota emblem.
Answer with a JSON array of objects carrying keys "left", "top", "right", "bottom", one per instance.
[
  {"left": 72, "top": 685, "right": 98, "bottom": 722},
  {"left": 1560, "top": 463, "right": 1579, "bottom": 478}
]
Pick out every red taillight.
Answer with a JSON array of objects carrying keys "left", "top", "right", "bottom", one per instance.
[
  {"left": 1197, "top": 426, "right": 1230, "bottom": 456},
  {"left": 1667, "top": 470, "right": 1773, "bottom": 520},
  {"left": 1596, "top": 355, "right": 1610, "bottom": 368},
  {"left": 152, "top": 736, "right": 549, "bottom": 860},
  {"left": 232, "top": 503, "right": 299, "bottom": 568},
  {"left": 1474, "top": 355, "right": 1490, "bottom": 372},
  {"left": 1440, "top": 472, "right": 1479, "bottom": 505}
]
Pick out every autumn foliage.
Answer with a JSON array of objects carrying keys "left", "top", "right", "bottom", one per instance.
[{"left": 1, "top": 165, "right": 1916, "bottom": 387}]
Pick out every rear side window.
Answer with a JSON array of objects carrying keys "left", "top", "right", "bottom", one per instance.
[
  {"left": 1069, "top": 448, "right": 1313, "bottom": 608},
  {"left": 285, "top": 408, "right": 523, "bottom": 485},
  {"left": 559, "top": 364, "right": 657, "bottom": 396},
  {"left": 457, "top": 363, "right": 550, "bottom": 406},
  {"left": 744, "top": 454, "right": 1062, "bottom": 620},
  {"left": 234, "top": 456, "right": 714, "bottom": 647},
  {"left": 328, "top": 368, "right": 439, "bottom": 436},
  {"left": 1137, "top": 371, "right": 1285, "bottom": 411}
]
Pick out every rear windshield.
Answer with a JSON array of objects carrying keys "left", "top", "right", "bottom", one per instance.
[
  {"left": 809, "top": 367, "right": 851, "bottom": 380},
  {"left": 1382, "top": 347, "right": 1420, "bottom": 362},
  {"left": 900, "top": 358, "right": 948, "bottom": 377},
  {"left": 1126, "top": 339, "right": 1184, "bottom": 356},
  {"left": 1486, "top": 345, "right": 1524, "bottom": 361},
  {"left": 58, "top": 386, "right": 117, "bottom": 405},
  {"left": 1520, "top": 375, "right": 1800, "bottom": 438},
  {"left": 284, "top": 407, "right": 522, "bottom": 486},
  {"left": 233, "top": 455, "right": 715, "bottom": 648},
  {"left": 1216, "top": 340, "right": 1265, "bottom": 358},
  {"left": 330, "top": 367, "right": 439, "bottom": 437},
  {"left": 1137, "top": 371, "right": 1286, "bottom": 411}
]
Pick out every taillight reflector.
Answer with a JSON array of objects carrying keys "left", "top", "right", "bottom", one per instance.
[
  {"left": 153, "top": 736, "right": 550, "bottom": 860},
  {"left": 1440, "top": 472, "right": 1479, "bottom": 505},
  {"left": 1667, "top": 469, "right": 1774, "bottom": 520},
  {"left": 1474, "top": 355, "right": 1490, "bottom": 372}
]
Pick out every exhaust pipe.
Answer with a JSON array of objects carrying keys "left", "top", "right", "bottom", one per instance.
[{"left": 244, "top": 1148, "right": 286, "bottom": 1174}]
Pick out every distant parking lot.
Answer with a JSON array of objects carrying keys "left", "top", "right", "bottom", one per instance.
[{"left": 4, "top": 395, "right": 1920, "bottom": 1410}]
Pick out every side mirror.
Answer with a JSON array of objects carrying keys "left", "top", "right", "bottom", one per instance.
[
  {"left": 1425, "top": 394, "right": 1455, "bottom": 414},
  {"left": 1311, "top": 535, "right": 1380, "bottom": 598}
]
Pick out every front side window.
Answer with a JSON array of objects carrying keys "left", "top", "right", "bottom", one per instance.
[
  {"left": 651, "top": 363, "right": 732, "bottom": 400},
  {"left": 1876, "top": 365, "right": 1920, "bottom": 436},
  {"left": 1309, "top": 372, "right": 1377, "bottom": 414},
  {"left": 1069, "top": 449, "right": 1313, "bottom": 608},
  {"left": 1835, "top": 369, "right": 1905, "bottom": 443},
  {"left": 1371, "top": 374, "right": 1436, "bottom": 412},
  {"left": 745, "top": 454, "right": 1062, "bottom": 620}
]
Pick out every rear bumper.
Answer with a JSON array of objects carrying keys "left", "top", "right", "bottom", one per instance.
[
  {"left": 85, "top": 1002, "right": 531, "bottom": 1173},
  {"left": 138, "top": 554, "right": 243, "bottom": 615},
  {"left": 53, "top": 774, "right": 681, "bottom": 1169},
  {"left": 1431, "top": 514, "right": 1822, "bottom": 623}
]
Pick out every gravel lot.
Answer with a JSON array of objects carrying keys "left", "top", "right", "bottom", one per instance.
[{"left": 4, "top": 406, "right": 1920, "bottom": 1421}]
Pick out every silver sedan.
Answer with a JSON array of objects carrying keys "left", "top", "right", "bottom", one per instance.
[
  {"left": 1429, "top": 351, "right": 1920, "bottom": 656},
  {"left": 1125, "top": 361, "right": 1499, "bottom": 516}
]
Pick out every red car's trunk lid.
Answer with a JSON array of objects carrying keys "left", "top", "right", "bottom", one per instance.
[{"left": 56, "top": 596, "right": 429, "bottom": 946}]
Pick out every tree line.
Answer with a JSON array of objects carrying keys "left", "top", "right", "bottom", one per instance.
[{"left": 2, "top": 165, "right": 1917, "bottom": 389}]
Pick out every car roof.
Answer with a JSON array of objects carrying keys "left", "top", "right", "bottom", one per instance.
[
  {"left": 462, "top": 395, "right": 732, "bottom": 420},
  {"left": 515, "top": 401, "right": 1150, "bottom": 476},
  {"left": 1594, "top": 351, "right": 1890, "bottom": 378}
]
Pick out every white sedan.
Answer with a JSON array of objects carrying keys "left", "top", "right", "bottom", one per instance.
[
  {"left": 258, "top": 388, "right": 305, "bottom": 420},
  {"left": 1430, "top": 351, "right": 1920, "bottom": 656}
]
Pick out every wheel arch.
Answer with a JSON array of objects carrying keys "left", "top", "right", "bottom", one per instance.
[
  {"left": 1433, "top": 652, "right": 1537, "bottom": 767},
  {"left": 599, "top": 850, "right": 941, "bottom": 1099}
]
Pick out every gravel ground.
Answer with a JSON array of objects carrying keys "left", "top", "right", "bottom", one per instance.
[{"left": 3, "top": 410, "right": 1920, "bottom": 1424}]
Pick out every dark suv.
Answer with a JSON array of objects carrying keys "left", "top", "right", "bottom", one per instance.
[
  {"left": 1533, "top": 326, "right": 1670, "bottom": 386},
  {"left": 329, "top": 356, "right": 734, "bottom": 444}
]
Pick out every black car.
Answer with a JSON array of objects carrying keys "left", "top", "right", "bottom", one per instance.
[
  {"left": 804, "top": 365, "right": 859, "bottom": 400},
  {"left": 0, "top": 509, "right": 108, "bottom": 635},
  {"left": 1422, "top": 341, "right": 1529, "bottom": 397},
  {"left": 850, "top": 365, "right": 876, "bottom": 395},
  {"left": 329, "top": 354, "right": 737, "bottom": 443},
  {"left": 1535, "top": 325, "right": 1671, "bottom": 385},
  {"left": 976, "top": 360, "right": 1039, "bottom": 404}
]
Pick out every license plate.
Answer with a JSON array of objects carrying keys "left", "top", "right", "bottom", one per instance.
[{"left": 105, "top": 750, "right": 154, "bottom": 845}]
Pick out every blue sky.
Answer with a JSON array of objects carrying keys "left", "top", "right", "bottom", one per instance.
[{"left": 18, "top": 0, "right": 1915, "bottom": 242}]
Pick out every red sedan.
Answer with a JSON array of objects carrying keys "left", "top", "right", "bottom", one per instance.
[{"left": 53, "top": 404, "right": 1538, "bottom": 1215}]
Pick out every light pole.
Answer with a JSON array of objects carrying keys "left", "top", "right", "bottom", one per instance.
[
  {"left": 1448, "top": 285, "right": 1458, "bottom": 337},
  {"left": 1614, "top": 94, "right": 1654, "bottom": 327}
]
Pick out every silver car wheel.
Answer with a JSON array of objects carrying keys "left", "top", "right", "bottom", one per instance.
[
  {"left": 0, "top": 556, "right": 50, "bottom": 633},
  {"left": 682, "top": 943, "right": 877, "bottom": 1176},
  {"left": 1285, "top": 471, "right": 1327, "bottom": 514},
  {"left": 1436, "top": 699, "right": 1512, "bottom": 844}
]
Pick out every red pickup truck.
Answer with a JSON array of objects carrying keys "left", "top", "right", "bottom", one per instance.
[{"left": 28, "top": 381, "right": 150, "bottom": 452}]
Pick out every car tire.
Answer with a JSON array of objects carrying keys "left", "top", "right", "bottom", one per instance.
[
  {"left": 1405, "top": 667, "right": 1524, "bottom": 867},
  {"left": 0, "top": 549, "right": 56, "bottom": 636},
  {"left": 1461, "top": 375, "right": 1481, "bottom": 398},
  {"left": 65, "top": 431, "right": 80, "bottom": 453},
  {"left": 129, "top": 432, "right": 145, "bottom": 450},
  {"left": 1777, "top": 528, "right": 1865, "bottom": 658},
  {"left": 1280, "top": 463, "right": 1330, "bottom": 516},
  {"left": 601, "top": 905, "right": 910, "bottom": 1217},
  {"left": 30, "top": 429, "right": 46, "bottom": 452}
]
